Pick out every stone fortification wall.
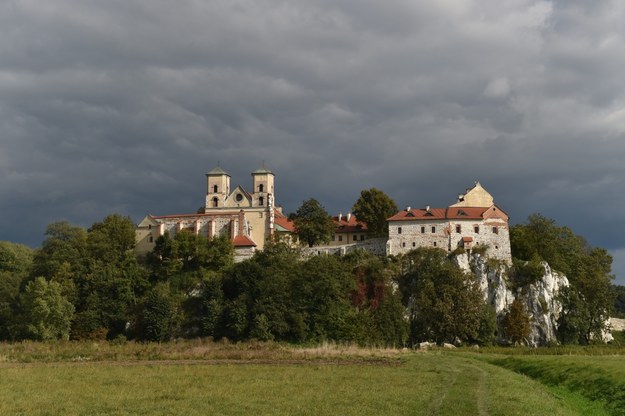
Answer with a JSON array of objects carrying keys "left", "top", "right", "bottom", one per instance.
[
  {"left": 388, "top": 220, "right": 449, "bottom": 255},
  {"left": 388, "top": 219, "right": 511, "bottom": 263},
  {"left": 302, "top": 238, "right": 387, "bottom": 257}
]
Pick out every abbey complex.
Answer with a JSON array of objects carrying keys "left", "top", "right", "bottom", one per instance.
[{"left": 135, "top": 166, "right": 512, "bottom": 263}]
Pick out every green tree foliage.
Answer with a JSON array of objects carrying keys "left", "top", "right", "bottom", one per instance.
[
  {"left": 502, "top": 299, "right": 531, "bottom": 345},
  {"left": 293, "top": 255, "right": 356, "bottom": 341},
  {"left": 351, "top": 188, "right": 398, "bottom": 237},
  {"left": 472, "top": 303, "right": 498, "bottom": 346},
  {"left": 614, "top": 285, "right": 625, "bottom": 318},
  {"left": 31, "top": 222, "right": 88, "bottom": 287},
  {"left": 0, "top": 242, "right": 34, "bottom": 340},
  {"left": 218, "top": 242, "right": 301, "bottom": 341},
  {"left": 291, "top": 198, "right": 335, "bottom": 247},
  {"left": 348, "top": 252, "right": 408, "bottom": 346},
  {"left": 397, "top": 247, "right": 486, "bottom": 345},
  {"left": 511, "top": 214, "right": 614, "bottom": 344},
  {"left": 0, "top": 241, "right": 34, "bottom": 275},
  {"left": 19, "top": 277, "right": 74, "bottom": 340},
  {"left": 148, "top": 232, "right": 233, "bottom": 285},
  {"left": 136, "top": 283, "right": 178, "bottom": 341}
]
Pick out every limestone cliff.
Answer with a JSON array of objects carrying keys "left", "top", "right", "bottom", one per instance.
[{"left": 453, "top": 252, "right": 569, "bottom": 346}]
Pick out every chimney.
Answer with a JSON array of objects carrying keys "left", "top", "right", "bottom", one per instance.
[
  {"left": 338, "top": 212, "right": 343, "bottom": 222},
  {"left": 426, "top": 205, "right": 430, "bottom": 212},
  {"left": 406, "top": 206, "right": 411, "bottom": 212},
  {"left": 346, "top": 212, "right": 352, "bottom": 222}
]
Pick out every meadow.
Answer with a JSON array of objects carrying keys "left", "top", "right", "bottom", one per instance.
[{"left": 0, "top": 340, "right": 623, "bottom": 415}]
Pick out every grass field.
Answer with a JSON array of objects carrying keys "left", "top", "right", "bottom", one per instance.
[{"left": 0, "top": 341, "right": 622, "bottom": 415}]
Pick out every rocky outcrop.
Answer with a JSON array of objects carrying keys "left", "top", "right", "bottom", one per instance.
[{"left": 452, "top": 253, "right": 569, "bottom": 346}]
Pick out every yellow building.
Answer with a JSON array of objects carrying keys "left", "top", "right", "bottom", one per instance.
[{"left": 135, "top": 166, "right": 282, "bottom": 260}]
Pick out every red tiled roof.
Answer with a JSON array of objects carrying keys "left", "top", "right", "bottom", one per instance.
[
  {"left": 274, "top": 210, "right": 295, "bottom": 232},
  {"left": 232, "top": 236, "right": 256, "bottom": 247},
  {"left": 387, "top": 208, "right": 448, "bottom": 221},
  {"left": 445, "top": 207, "right": 489, "bottom": 219},
  {"left": 387, "top": 206, "right": 507, "bottom": 222},
  {"left": 332, "top": 215, "right": 368, "bottom": 233}
]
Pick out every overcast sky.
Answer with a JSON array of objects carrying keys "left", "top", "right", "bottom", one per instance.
[{"left": 1, "top": 0, "right": 625, "bottom": 284}]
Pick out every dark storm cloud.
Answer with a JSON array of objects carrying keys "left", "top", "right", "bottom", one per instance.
[{"left": 2, "top": 0, "right": 625, "bottom": 283}]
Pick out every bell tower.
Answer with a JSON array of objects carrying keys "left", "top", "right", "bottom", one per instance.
[
  {"left": 205, "top": 166, "right": 230, "bottom": 209},
  {"left": 251, "top": 166, "right": 274, "bottom": 208}
]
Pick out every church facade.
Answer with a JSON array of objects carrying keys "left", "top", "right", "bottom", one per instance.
[{"left": 135, "top": 166, "right": 290, "bottom": 260}]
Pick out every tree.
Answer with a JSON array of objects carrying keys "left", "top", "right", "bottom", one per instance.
[
  {"left": 0, "top": 242, "right": 34, "bottom": 340},
  {"left": 351, "top": 188, "right": 398, "bottom": 237},
  {"left": 502, "top": 299, "right": 531, "bottom": 345},
  {"left": 136, "top": 283, "right": 178, "bottom": 341},
  {"left": 511, "top": 214, "right": 615, "bottom": 344},
  {"left": 31, "top": 221, "right": 88, "bottom": 284},
  {"left": 397, "top": 248, "right": 486, "bottom": 345},
  {"left": 19, "top": 277, "right": 74, "bottom": 340},
  {"left": 293, "top": 255, "right": 356, "bottom": 341},
  {"left": 291, "top": 198, "right": 335, "bottom": 247}
]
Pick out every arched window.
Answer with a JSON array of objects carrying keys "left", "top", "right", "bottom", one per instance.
[
  {"left": 259, "top": 184, "right": 264, "bottom": 192},
  {"left": 213, "top": 185, "right": 218, "bottom": 193},
  {"left": 212, "top": 197, "right": 219, "bottom": 207},
  {"left": 259, "top": 196, "right": 264, "bottom": 206}
]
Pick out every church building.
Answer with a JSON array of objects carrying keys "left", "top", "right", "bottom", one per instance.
[{"left": 135, "top": 166, "right": 289, "bottom": 260}]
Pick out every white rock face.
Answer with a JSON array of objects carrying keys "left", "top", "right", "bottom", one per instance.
[{"left": 453, "top": 253, "right": 570, "bottom": 346}]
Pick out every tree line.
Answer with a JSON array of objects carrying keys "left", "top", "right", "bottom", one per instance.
[{"left": 0, "top": 194, "right": 619, "bottom": 346}]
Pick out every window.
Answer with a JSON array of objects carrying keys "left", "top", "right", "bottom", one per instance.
[
  {"left": 402, "top": 242, "right": 406, "bottom": 248},
  {"left": 431, "top": 226, "right": 436, "bottom": 233},
  {"left": 338, "top": 235, "right": 343, "bottom": 242},
  {"left": 259, "top": 196, "right": 264, "bottom": 206},
  {"left": 474, "top": 226, "right": 480, "bottom": 234},
  {"left": 412, "top": 242, "right": 416, "bottom": 247},
  {"left": 421, "top": 226, "right": 426, "bottom": 233},
  {"left": 259, "top": 184, "right": 264, "bottom": 192},
  {"left": 235, "top": 193, "right": 243, "bottom": 202},
  {"left": 360, "top": 235, "right": 365, "bottom": 241},
  {"left": 148, "top": 224, "right": 152, "bottom": 230},
  {"left": 353, "top": 235, "right": 357, "bottom": 242},
  {"left": 213, "top": 185, "right": 218, "bottom": 193},
  {"left": 398, "top": 227, "right": 402, "bottom": 234},
  {"left": 149, "top": 236, "right": 154, "bottom": 243},
  {"left": 456, "top": 224, "right": 461, "bottom": 233},
  {"left": 492, "top": 226, "right": 498, "bottom": 234},
  {"left": 212, "top": 197, "right": 219, "bottom": 207},
  {"left": 433, "top": 242, "right": 437, "bottom": 247}
]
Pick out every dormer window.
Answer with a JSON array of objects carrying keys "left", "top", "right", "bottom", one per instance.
[{"left": 259, "top": 184, "right": 264, "bottom": 192}]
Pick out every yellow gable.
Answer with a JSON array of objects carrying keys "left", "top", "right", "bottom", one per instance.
[{"left": 450, "top": 182, "right": 494, "bottom": 208}]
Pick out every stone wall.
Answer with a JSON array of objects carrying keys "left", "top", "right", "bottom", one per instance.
[
  {"left": 302, "top": 238, "right": 387, "bottom": 257},
  {"left": 388, "top": 219, "right": 511, "bottom": 263},
  {"left": 388, "top": 220, "right": 450, "bottom": 255}
]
